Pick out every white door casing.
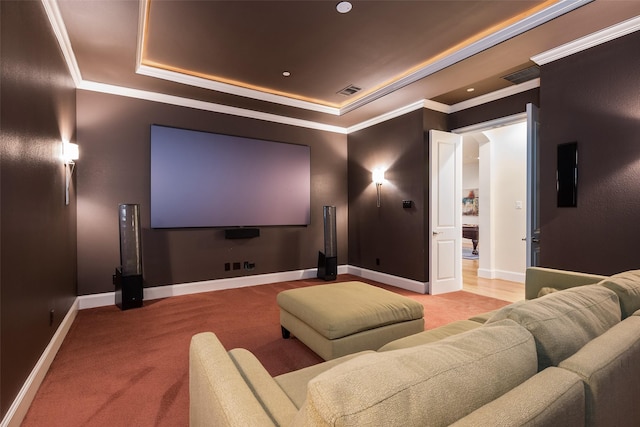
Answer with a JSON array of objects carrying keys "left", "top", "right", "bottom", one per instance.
[
  {"left": 526, "top": 103, "right": 541, "bottom": 267},
  {"left": 429, "top": 130, "right": 463, "bottom": 294}
]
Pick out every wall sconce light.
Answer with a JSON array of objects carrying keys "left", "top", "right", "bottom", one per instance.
[
  {"left": 372, "top": 168, "right": 385, "bottom": 207},
  {"left": 62, "top": 141, "right": 79, "bottom": 205}
]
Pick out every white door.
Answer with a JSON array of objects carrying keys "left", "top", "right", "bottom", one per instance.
[
  {"left": 526, "top": 103, "right": 541, "bottom": 267},
  {"left": 429, "top": 130, "right": 463, "bottom": 294}
]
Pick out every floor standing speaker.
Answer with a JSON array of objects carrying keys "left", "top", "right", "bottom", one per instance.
[
  {"left": 115, "top": 204, "right": 143, "bottom": 309},
  {"left": 317, "top": 206, "right": 337, "bottom": 280}
]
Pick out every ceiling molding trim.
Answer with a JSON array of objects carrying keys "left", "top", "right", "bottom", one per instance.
[
  {"left": 423, "top": 100, "right": 452, "bottom": 114},
  {"left": 449, "top": 78, "right": 540, "bottom": 113},
  {"left": 41, "top": 0, "right": 82, "bottom": 86},
  {"left": 532, "top": 14, "right": 640, "bottom": 65},
  {"left": 136, "top": 0, "right": 149, "bottom": 68},
  {"left": 452, "top": 112, "right": 527, "bottom": 134},
  {"left": 346, "top": 100, "right": 428, "bottom": 134},
  {"left": 339, "top": 0, "right": 593, "bottom": 115},
  {"left": 135, "top": 64, "right": 342, "bottom": 116},
  {"left": 78, "top": 81, "right": 348, "bottom": 134}
]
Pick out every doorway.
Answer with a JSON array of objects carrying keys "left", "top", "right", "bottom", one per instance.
[{"left": 459, "top": 120, "right": 528, "bottom": 284}]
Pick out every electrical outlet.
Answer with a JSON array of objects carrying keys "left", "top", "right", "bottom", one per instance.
[
  {"left": 376, "top": 258, "right": 380, "bottom": 266},
  {"left": 224, "top": 262, "right": 231, "bottom": 271},
  {"left": 233, "top": 262, "right": 241, "bottom": 270}
]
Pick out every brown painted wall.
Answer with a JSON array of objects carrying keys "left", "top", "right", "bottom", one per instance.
[
  {"left": 76, "top": 91, "right": 347, "bottom": 295},
  {"left": 538, "top": 31, "right": 640, "bottom": 275},
  {"left": 0, "top": 1, "right": 77, "bottom": 416},
  {"left": 347, "top": 108, "right": 447, "bottom": 282}
]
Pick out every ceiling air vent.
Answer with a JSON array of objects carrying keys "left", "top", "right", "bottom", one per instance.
[
  {"left": 502, "top": 65, "right": 540, "bottom": 85},
  {"left": 337, "top": 84, "right": 362, "bottom": 96}
]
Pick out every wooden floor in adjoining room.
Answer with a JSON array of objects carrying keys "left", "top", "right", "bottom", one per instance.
[{"left": 462, "top": 258, "right": 525, "bottom": 303}]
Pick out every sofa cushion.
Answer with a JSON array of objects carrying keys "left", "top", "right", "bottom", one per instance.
[
  {"left": 450, "top": 367, "right": 585, "bottom": 427},
  {"left": 275, "top": 351, "right": 374, "bottom": 409},
  {"left": 377, "top": 319, "right": 481, "bottom": 351},
  {"left": 292, "top": 319, "right": 537, "bottom": 426},
  {"left": 525, "top": 267, "right": 606, "bottom": 300},
  {"left": 486, "top": 285, "right": 621, "bottom": 370},
  {"left": 468, "top": 309, "right": 501, "bottom": 323},
  {"left": 598, "top": 270, "right": 640, "bottom": 319}
]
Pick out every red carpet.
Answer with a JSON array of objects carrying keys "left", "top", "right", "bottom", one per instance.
[{"left": 22, "top": 275, "right": 510, "bottom": 426}]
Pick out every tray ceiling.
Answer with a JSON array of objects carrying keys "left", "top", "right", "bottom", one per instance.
[{"left": 54, "top": 0, "right": 640, "bottom": 128}]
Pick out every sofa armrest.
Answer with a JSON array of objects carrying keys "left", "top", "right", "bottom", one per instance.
[
  {"left": 228, "top": 348, "right": 298, "bottom": 425},
  {"left": 450, "top": 367, "right": 585, "bottom": 427},
  {"left": 559, "top": 316, "right": 640, "bottom": 426},
  {"left": 525, "top": 267, "right": 606, "bottom": 300},
  {"left": 189, "top": 332, "right": 277, "bottom": 427}
]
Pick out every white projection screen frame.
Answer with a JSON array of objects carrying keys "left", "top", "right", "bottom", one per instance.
[{"left": 150, "top": 125, "right": 311, "bottom": 228}]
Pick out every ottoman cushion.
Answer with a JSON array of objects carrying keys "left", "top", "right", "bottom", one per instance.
[{"left": 277, "top": 281, "right": 424, "bottom": 340}]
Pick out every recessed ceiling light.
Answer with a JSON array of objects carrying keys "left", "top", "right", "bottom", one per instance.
[
  {"left": 336, "top": 1, "right": 352, "bottom": 14},
  {"left": 466, "top": 87, "right": 475, "bottom": 92},
  {"left": 282, "top": 71, "right": 291, "bottom": 77}
]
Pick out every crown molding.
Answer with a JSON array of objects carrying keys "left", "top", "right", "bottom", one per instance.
[
  {"left": 423, "top": 99, "right": 452, "bottom": 114},
  {"left": 41, "top": 0, "right": 82, "bottom": 86},
  {"left": 532, "top": 15, "right": 640, "bottom": 65},
  {"left": 136, "top": 64, "right": 342, "bottom": 116},
  {"left": 78, "top": 81, "right": 348, "bottom": 134},
  {"left": 452, "top": 112, "right": 528, "bottom": 134},
  {"left": 136, "top": 0, "right": 148, "bottom": 68},
  {"left": 449, "top": 78, "right": 540, "bottom": 113},
  {"left": 347, "top": 100, "right": 428, "bottom": 134}
]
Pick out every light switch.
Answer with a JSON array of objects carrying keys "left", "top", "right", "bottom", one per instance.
[{"left": 515, "top": 201, "right": 523, "bottom": 209}]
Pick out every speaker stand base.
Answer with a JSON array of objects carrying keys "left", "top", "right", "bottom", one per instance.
[
  {"left": 113, "top": 268, "right": 143, "bottom": 310},
  {"left": 317, "top": 252, "right": 337, "bottom": 281}
]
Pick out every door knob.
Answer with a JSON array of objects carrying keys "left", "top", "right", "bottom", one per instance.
[{"left": 432, "top": 231, "right": 441, "bottom": 236}]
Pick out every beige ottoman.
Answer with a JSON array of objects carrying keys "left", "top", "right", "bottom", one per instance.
[{"left": 277, "top": 281, "right": 424, "bottom": 360}]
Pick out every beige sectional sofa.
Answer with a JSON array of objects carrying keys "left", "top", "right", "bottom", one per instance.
[{"left": 189, "top": 267, "right": 640, "bottom": 426}]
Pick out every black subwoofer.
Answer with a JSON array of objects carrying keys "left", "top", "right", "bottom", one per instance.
[{"left": 317, "top": 206, "right": 337, "bottom": 280}]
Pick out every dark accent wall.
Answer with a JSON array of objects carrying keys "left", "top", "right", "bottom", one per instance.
[
  {"left": 76, "top": 91, "right": 347, "bottom": 295},
  {"left": 0, "top": 1, "right": 77, "bottom": 416},
  {"left": 539, "top": 31, "right": 640, "bottom": 275},
  {"left": 347, "top": 108, "right": 446, "bottom": 282},
  {"left": 448, "top": 88, "right": 539, "bottom": 130}
]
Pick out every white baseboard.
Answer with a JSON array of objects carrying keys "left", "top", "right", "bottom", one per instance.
[
  {"left": 477, "top": 268, "right": 496, "bottom": 279},
  {"left": 429, "top": 281, "right": 464, "bottom": 295},
  {"left": 346, "top": 266, "right": 428, "bottom": 294},
  {"left": 1, "top": 298, "right": 79, "bottom": 427},
  {"left": 478, "top": 268, "right": 525, "bottom": 284},
  {"left": 78, "top": 265, "right": 429, "bottom": 309},
  {"left": 79, "top": 266, "right": 349, "bottom": 309}
]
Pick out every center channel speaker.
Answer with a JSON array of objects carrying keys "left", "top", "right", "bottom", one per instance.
[{"left": 317, "top": 206, "right": 337, "bottom": 280}]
